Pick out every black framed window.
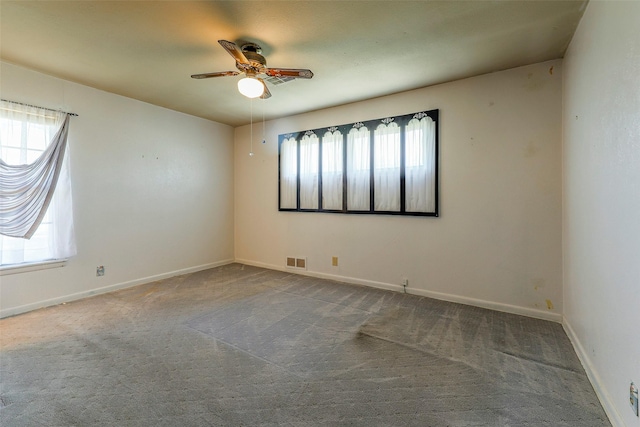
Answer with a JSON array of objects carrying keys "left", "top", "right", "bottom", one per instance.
[{"left": 278, "top": 109, "right": 439, "bottom": 216}]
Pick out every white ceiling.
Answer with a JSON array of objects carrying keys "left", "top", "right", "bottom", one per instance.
[{"left": 0, "top": 1, "right": 587, "bottom": 127}]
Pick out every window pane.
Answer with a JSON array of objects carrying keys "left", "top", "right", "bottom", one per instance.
[
  {"left": 322, "top": 130, "right": 343, "bottom": 210},
  {"left": 406, "top": 129, "right": 424, "bottom": 168},
  {"left": 1, "top": 235, "right": 25, "bottom": 264},
  {"left": 0, "top": 119, "right": 24, "bottom": 147},
  {"left": 347, "top": 126, "right": 370, "bottom": 211},
  {"left": 279, "top": 137, "right": 298, "bottom": 209},
  {"left": 374, "top": 122, "right": 400, "bottom": 211},
  {"left": 406, "top": 116, "right": 436, "bottom": 213},
  {"left": 1, "top": 147, "right": 24, "bottom": 165},
  {"left": 26, "top": 123, "right": 47, "bottom": 150},
  {"left": 299, "top": 133, "right": 319, "bottom": 209}
]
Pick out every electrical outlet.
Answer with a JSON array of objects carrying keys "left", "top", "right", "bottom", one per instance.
[
  {"left": 96, "top": 266, "right": 105, "bottom": 277},
  {"left": 631, "top": 382, "right": 639, "bottom": 416},
  {"left": 401, "top": 277, "right": 408, "bottom": 293},
  {"left": 332, "top": 256, "right": 338, "bottom": 266}
]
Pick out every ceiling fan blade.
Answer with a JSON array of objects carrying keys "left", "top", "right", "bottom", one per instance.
[
  {"left": 264, "top": 68, "right": 314, "bottom": 79},
  {"left": 218, "top": 40, "right": 250, "bottom": 64},
  {"left": 191, "top": 71, "right": 240, "bottom": 79},
  {"left": 257, "top": 78, "right": 271, "bottom": 99}
]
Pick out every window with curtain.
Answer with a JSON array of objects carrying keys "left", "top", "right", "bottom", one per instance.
[
  {"left": 299, "top": 131, "right": 319, "bottom": 210},
  {"left": 347, "top": 125, "right": 370, "bottom": 211},
  {"left": 278, "top": 109, "right": 439, "bottom": 216},
  {"left": 279, "top": 136, "right": 297, "bottom": 209},
  {"left": 321, "top": 128, "right": 343, "bottom": 210},
  {"left": 0, "top": 100, "right": 76, "bottom": 267},
  {"left": 406, "top": 114, "right": 436, "bottom": 213},
  {"left": 374, "top": 121, "right": 401, "bottom": 212}
]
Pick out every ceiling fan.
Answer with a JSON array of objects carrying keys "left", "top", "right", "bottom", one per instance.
[{"left": 191, "top": 40, "right": 314, "bottom": 99}]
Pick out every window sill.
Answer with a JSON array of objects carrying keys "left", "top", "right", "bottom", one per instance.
[{"left": 0, "top": 259, "right": 68, "bottom": 276}]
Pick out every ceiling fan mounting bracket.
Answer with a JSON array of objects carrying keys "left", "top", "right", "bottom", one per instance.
[{"left": 240, "top": 42, "right": 262, "bottom": 55}]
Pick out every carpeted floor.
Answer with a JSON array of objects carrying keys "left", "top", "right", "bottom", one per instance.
[{"left": 0, "top": 263, "right": 610, "bottom": 426}]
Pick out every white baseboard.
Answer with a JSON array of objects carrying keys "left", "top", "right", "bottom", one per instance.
[
  {"left": 235, "top": 258, "right": 562, "bottom": 323},
  {"left": 0, "top": 259, "right": 234, "bottom": 319},
  {"left": 412, "top": 287, "right": 562, "bottom": 322},
  {"left": 236, "top": 258, "right": 404, "bottom": 292},
  {"left": 562, "top": 318, "right": 624, "bottom": 427}
]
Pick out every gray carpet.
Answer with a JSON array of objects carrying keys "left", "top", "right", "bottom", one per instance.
[{"left": 0, "top": 263, "right": 610, "bottom": 426}]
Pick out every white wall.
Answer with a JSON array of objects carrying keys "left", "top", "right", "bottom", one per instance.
[
  {"left": 562, "top": 2, "right": 640, "bottom": 426},
  {"left": 235, "top": 60, "right": 563, "bottom": 321},
  {"left": 0, "top": 62, "right": 235, "bottom": 317}
]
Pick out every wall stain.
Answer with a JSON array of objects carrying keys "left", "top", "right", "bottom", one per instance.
[
  {"left": 533, "top": 278, "right": 545, "bottom": 291},
  {"left": 523, "top": 72, "right": 545, "bottom": 91},
  {"left": 524, "top": 141, "right": 538, "bottom": 158}
]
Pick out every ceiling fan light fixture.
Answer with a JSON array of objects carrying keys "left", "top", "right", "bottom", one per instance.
[{"left": 237, "top": 77, "right": 264, "bottom": 98}]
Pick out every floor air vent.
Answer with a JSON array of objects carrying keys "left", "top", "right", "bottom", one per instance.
[{"left": 286, "top": 257, "right": 307, "bottom": 270}]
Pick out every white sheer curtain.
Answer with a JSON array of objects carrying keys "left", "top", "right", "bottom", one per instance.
[
  {"left": 0, "top": 100, "right": 76, "bottom": 265},
  {"left": 279, "top": 137, "right": 297, "bottom": 209},
  {"left": 373, "top": 122, "right": 401, "bottom": 211},
  {"left": 346, "top": 126, "right": 370, "bottom": 211},
  {"left": 299, "top": 133, "right": 319, "bottom": 209},
  {"left": 405, "top": 116, "right": 436, "bottom": 213},
  {"left": 321, "top": 130, "right": 343, "bottom": 210}
]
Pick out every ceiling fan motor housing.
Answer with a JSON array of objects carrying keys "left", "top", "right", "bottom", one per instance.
[{"left": 241, "top": 43, "right": 267, "bottom": 68}]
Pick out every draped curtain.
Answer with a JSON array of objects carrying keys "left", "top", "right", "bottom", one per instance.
[
  {"left": 321, "top": 130, "right": 343, "bottom": 210},
  {"left": 373, "top": 122, "right": 401, "bottom": 211},
  {"left": 299, "top": 133, "right": 319, "bottom": 209},
  {"left": 405, "top": 116, "right": 436, "bottom": 212},
  {"left": 0, "top": 100, "right": 76, "bottom": 265},
  {"left": 346, "top": 127, "right": 370, "bottom": 211},
  {"left": 279, "top": 137, "right": 297, "bottom": 209}
]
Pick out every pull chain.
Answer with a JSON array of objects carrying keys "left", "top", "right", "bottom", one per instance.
[
  {"left": 249, "top": 98, "right": 254, "bottom": 157},
  {"left": 262, "top": 99, "right": 266, "bottom": 144}
]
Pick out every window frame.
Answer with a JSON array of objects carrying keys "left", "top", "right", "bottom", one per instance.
[
  {"left": 0, "top": 102, "right": 75, "bottom": 268},
  {"left": 278, "top": 109, "right": 439, "bottom": 217}
]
